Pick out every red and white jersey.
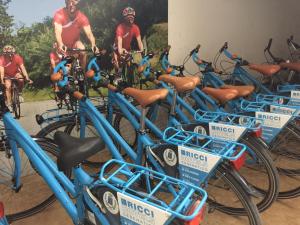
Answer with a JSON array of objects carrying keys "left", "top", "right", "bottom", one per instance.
[
  {"left": 114, "top": 23, "right": 141, "bottom": 51},
  {"left": 0, "top": 54, "right": 23, "bottom": 77},
  {"left": 53, "top": 8, "right": 90, "bottom": 48},
  {"left": 49, "top": 51, "right": 62, "bottom": 66}
]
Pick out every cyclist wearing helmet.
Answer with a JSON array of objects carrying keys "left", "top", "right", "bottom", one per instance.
[
  {"left": 113, "top": 6, "right": 144, "bottom": 71},
  {"left": 50, "top": 42, "right": 63, "bottom": 71},
  {"left": 53, "top": 0, "right": 99, "bottom": 68},
  {"left": 0, "top": 45, "right": 33, "bottom": 106}
]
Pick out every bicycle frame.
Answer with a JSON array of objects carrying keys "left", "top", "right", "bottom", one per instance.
[
  {"left": 104, "top": 88, "right": 248, "bottom": 186},
  {"left": 3, "top": 105, "right": 208, "bottom": 225},
  {"left": 2, "top": 111, "right": 111, "bottom": 225},
  {"left": 221, "top": 47, "right": 300, "bottom": 95},
  {"left": 159, "top": 53, "right": 300, "bottom": 145}
]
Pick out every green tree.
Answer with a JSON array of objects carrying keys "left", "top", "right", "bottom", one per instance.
[
  {"left": 8, "top": 0, "right": 168, "bottom": 88},
  {"left": 0, "top": 0, "right": 14, "bottom": 48},
  {"left": 14, "top": 21, "right": 55, "bottom": 87}
]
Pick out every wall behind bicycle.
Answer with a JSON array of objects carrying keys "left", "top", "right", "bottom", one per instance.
[{"left": 168, "top": 0, "right": 300, "bottom": 74}]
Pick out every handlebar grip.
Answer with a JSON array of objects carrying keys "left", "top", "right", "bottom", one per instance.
[
  {"left": 190, "top": 44, "right": 201, "bottom": 56},
  {"left": 166, "top": 67, "right": 173, "bottom": 74},
  {"left": 51, "top": 72, "right": 62, "bottom": 82},
  {"left": 219, "top": 42, "right": 228, "bottom": 53},
  {"left": 138, "top": 65, "right": 145, "bottom": 73},
  {"left": 85, "top": 69, "right": 95, "bottom": 78},
  {"left": 73, "top": 91, "right": 84, "bottom": 100},
  {"left": 107, "top": 84, "right": 118, "bottom": 92}
]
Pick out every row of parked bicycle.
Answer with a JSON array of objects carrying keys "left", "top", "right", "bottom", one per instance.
[{"left": 0, "top": 36, "right": 300, "bottom": 225}]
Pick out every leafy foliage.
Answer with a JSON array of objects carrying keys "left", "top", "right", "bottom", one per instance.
[
  {"left": 146, "top": 23, "right": 168, "bottom": 52},
  {"left": 5, "top": 0, "right": 168, "bottom": 88},
  {"left": 0, "top": 0, "right": 14, "bottom": 47}
]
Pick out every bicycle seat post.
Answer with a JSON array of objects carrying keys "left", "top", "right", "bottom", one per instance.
[
  {"left": 170, "top": 85, "right": 177, "bottom": 116},
  {"left": 140, "top": 107, "right": 147, "bottom": 133}
]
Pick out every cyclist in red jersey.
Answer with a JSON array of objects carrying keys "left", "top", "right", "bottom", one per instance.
[
  {"left": 113, "top": 7, "right": 144, "bottom": 71},
  {"left": 0, "top": 45, "right": 33, "bottom": 106},
  {"left": 53, "top": 0, "right": 99, "bottom": 68},
  {"left": 50, "top": 42, "right": 63, "bottom": 71}
]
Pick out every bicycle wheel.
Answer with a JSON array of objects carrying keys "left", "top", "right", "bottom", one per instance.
[
  {"left": 0, "top": 140, "right": 59, "bottom": 222},
  {"left": 12, "top": 84, "right": 21, "bottom": 119},
  {"left": 113, "top": 112, "right": 138, "bottom": 149},
  {"left": 146, "top": 145, "right": 262, "bottom": 224},
  {"left": 268, "top": 125, "right": 300, "bottom": 198},
  {"left": 205, "top": 166, "right": 262, "bottom": 225},
  {"left": 239, "top": 135, "right": 279, "bottom": 211},
  {"left": 144, "top": 102, "right": 279, "bottom": 212},
  {"left": 115, "top": 111, "right": 271, "bottom": 217}
]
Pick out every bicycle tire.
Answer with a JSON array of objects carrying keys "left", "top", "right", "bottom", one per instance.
[
  {"left": 268, "top": 126, "right": 300, "bottom": 198},
  {"left": 143, "top": 102, "right": 279, "bottom": 211},
  {"left": 240, "top": 135, "right": 279, "bottom": 211},
  {"left": 12, "top": 84, "right": 21, "bottom": 119},
  {"left": 145, "top": 145, "right": 262, "bottom": 224},
  {"left": 3, "top": 140, "right": 60, "bottom": 222},
  {"left": 113, "top": 112, "right": 138, "bottom": 149},
  {"left": 207, "top": 166, "right": 262, "bottom": 224}
]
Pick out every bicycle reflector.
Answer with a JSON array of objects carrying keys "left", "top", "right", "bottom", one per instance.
[
  {"left": 184, "top": 201, "right": 206, "bottom": 225},
  {"left": 251, "top": 126, "right": 263, "bottom": 138},
  {"left": 231, "top": 151, "right": 247, "bottom": 171},
  {"left": 0, "top": 202, "right": 4, "bottom": 218}
]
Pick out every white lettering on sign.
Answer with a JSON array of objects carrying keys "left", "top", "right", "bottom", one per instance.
[
  {"left": 209, "top": 122, "right": 246, "bottom": 141},
  {"left": 256, "top": 112, "right": 291, "bottom": 129},
  {"left": 117, "top": 192, "right": 171, "bottom": 225},
  {"left": 178, "top": 145, "right": 221, "bottom": 173}
]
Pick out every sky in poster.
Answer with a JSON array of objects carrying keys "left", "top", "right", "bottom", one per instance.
[{"left": 7, "top": 0, "right": 64, "bottom": 27}]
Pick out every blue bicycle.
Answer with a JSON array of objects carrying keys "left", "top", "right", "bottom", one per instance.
[
  {"left": 0, "top": 85, "right": 208, "bottom": 225},
  {"left": 36, "top": 58, "right": 263, "bottom": 224},
  {"left": 159, "top": 46, "right": 300, "bottom": 199}
]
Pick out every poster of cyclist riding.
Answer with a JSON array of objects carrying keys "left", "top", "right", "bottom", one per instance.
[{"left": 1, "top": 0, "right": 168, "bottom": 101}]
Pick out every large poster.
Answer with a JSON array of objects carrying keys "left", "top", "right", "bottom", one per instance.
[
  {"left": 1, "top": 0, "right": 167, "bottom": 130},
  {"left": 0, "top": 1, "right": 168, "bottom": 225}
]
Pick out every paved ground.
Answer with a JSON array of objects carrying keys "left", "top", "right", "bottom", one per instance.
[
  {"left": 19, "top": 100, "right": 57, "bottom": 135},
  {"left": 4, "top": 100, "right": 300, "bottom": 224}
]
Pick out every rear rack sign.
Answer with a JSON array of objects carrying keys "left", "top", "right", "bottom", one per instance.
[
  {"left": 117, "top": 192, "right": 171, "bottom": 225},
  {"left": 270, "top": 105, "right": 299, "bottom": 116},
  {"left": 178, "top": 145, "right": 221, "bottom": 185},
  {"left": 291, "top": 91, "right": 300, "bottom": 99},
  {"left": 291, "top": 91, "right": 300, "bottom": 105},
  {"left": 209, "top": 122, "right": 246, "bottom": 141},
  {"left": 255, "top": 112, "right": 291, "bottom": 144}
]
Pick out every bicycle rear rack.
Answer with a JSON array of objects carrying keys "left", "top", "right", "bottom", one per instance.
[
  {"left": 256, "top": 94, "right": 300, "bottom": 107},
  {"left": 241, "top": 99, "right": 300, "bottom": 118},
  {"left": 99, "top": 159, "right": 207, "bottom": 222},
  {"left": 36, "top": 107, "right": 76, "bottom": 126},
  {"left": 277, "top": 84, "right": 300, "bottom": 93},
  {"left": 194, "top": 110, "right": 262, "bottom": 131},
  {"left": 162, "top": 127, "right": 246, "bottom": 161}
]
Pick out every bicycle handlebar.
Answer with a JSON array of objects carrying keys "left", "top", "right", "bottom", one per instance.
[
  {"left": 264, "top": 38, "right": 285, "bottom": 63},
  {"left": 190, "top": 44, "right": 201, "bottom": 56},
  {"left": 264, "top": 38, "right": 273, "bottom": 52},
  {"left": 287, "top": 35, "right": 300, "bottom": 49},
  {"left": 219, "top": 42, "right": 228, "bottom": 53}
]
